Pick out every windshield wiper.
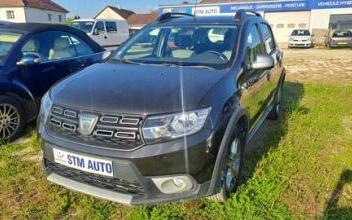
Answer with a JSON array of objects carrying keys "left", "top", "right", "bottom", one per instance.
[
  {"left": 151, "top": 62, "right": 215, "bottom": 70},
  {"left": 120, "top": 59, "right": 145, "bottom": 65}
]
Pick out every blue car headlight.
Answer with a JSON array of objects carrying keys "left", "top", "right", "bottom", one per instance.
[{"left": 142, "top": 108, "right": 211, "bottom": 142}]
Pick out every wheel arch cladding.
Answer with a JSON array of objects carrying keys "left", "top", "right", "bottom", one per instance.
[{"left": 207, "top": 106, "right": 248, "bottom": 195}]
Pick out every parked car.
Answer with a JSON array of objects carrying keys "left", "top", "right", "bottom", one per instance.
[
  {"left": 288, "top": 29, "right": 313, "bottom": 48},
  {"left": 71, "top": 19, "right": 130, "bottom": 47},
  {"left": 38, "top": 11, "right": 285, "bottom": 205},
  {"left": 325, "top": 29, "right": 352, "bottom": 48},
  {"left": 0, "top": 23, "right": 106, "bottom": 141}
]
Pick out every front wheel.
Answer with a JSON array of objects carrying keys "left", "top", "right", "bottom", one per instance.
[
  {"left": 0, "top": 96, "right": 25, "bottom": 142},
  {"left": 208, "top": 127, "right": 245, "bottom": 201},
  {"left": 268, "top": 82, "right": 283, "bottom": 120}
]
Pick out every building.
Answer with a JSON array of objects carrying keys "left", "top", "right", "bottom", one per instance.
[
  {"left": 0, "top": 0, "right": 68, "bottom": 23},
  {"left": 95, "top": 5, "right": 134, "bottom": 20},
  {"left": 159, "top": 0, "right": 352, "bottom": 45},
  {"left": 127, "top": 13, "right": 158, "bottom": 30}
]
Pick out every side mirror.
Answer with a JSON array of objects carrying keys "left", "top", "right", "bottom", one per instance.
[
  {"left": 251, "top": 55, "right": 275, "bottom": 70},
  {"left": 102, "top": 50, "right": 113, "bottom": 61},
  {"left": 17, "top": 54, "right": 41, "bottom": 66}
]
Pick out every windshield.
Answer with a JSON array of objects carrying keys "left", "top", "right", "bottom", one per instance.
[
  {"left": 71, "top": 21, "right": 94, "bottom": 33},
  {"left": 291, "top": 30, "right": 310, "bottom": 36},
  {"left": 112, "top": 25, "right": 239, "bottom": 69},
  {"left": 332, "top": 30, "right": 352, "bottom": 38},
  {"left": 0, "top": 32, "right": 21, "bottom": 66}
]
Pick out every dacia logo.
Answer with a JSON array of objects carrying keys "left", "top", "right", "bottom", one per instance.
[{"left": 78, "top": 114, "right": 98, "bottom": 136}]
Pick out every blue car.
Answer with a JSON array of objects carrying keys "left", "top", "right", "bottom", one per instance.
[{"left": 0, "top": 23, "right": 105, "bottom": 141}]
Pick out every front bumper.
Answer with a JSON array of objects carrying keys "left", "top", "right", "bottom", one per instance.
[
  {"left": 41, "top": 127, "right": 216, "bottom": 205},
  {"left": 289, "top": 41, "right": 312, "bottom": 48}
]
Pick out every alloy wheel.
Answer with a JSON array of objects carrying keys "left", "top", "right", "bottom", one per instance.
[{"left": 0, "top": 103, "right": 20, "bottom": 140}]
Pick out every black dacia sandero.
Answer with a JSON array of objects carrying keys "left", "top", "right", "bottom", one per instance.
[{"left": 38, "top": 10, "right": 285, "bottom": 205}]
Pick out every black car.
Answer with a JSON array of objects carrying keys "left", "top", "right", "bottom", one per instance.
[
  {"left": 0, "top": 23, "right": 105, "bottom": 140},
  {"left": 38, "top": 11, "right": 285, "bottom": 205}
]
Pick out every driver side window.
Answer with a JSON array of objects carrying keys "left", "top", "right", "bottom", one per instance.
[
  {"left": 94, "top": 21, "right": 105, "bottom": 34},
  {"left": 246, "top": 25, "right": 265, "bottom": 65}
]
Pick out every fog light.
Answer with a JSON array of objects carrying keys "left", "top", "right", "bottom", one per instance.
[{"left": 151, "top": 176, "right": 193, "bottom": 194}]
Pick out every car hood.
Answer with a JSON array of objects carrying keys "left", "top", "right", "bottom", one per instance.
[{"left": 51, "top": 63, "right": 228, "bottom": 115}]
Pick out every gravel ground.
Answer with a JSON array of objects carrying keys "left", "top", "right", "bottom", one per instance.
[{"left": 284, "top": 48, "right": 352, "bottom": 84}]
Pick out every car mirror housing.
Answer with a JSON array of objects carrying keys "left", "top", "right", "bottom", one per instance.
[
  {"left": 17, "top": 54, "right": 41, "bottom": 66},
  {"left": 251, "top": 55, "right": 275, "bottom": 70}
]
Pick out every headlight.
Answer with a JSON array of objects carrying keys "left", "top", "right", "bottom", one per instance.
[
  {"left": 39, "top": 91, "right": 53, "bottom": 126},
  {"left": 142, "top": 108, "right": 211, "bottom": 142},
  {"left": 289, "top": 37, "right": 294, "bottom": 41}
]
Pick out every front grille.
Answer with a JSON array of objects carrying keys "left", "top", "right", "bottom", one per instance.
[
  {"left": 47, "top": 105, "right": 145, "bottom": 150},
  {"left": 45, "top": 160, "right": 145, "bottom": 195}
]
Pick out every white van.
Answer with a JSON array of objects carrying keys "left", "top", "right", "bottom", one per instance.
[{"left": 71, "top": 19, "right": 129, "bottom": 47}]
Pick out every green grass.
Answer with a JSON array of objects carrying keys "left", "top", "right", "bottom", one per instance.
[{"left": 1, "top": 81, "right": 352, "bottom": 219}]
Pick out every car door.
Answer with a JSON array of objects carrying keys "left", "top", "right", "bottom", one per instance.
[
  {"left": 17, "top": 31, "right": 87, "bottom": 103},
  {"left": 258, "top": 23, "right": 282, "bottom": 104},
  {"left": 239, "top": 24, "right": 273, "bottom": 131},
  {"left": 92, "top": 21, "right": 107, "bottom": 46},
  {"left": 105, "top": 21, "right": 120, "bottom": 46}
]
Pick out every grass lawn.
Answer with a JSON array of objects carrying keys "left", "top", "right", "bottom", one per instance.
[{"left": 1, "top": 81, "right": 352, "bottom": 219}]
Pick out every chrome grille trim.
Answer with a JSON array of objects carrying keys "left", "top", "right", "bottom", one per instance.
[
  {"left": 94, "top": 129, "right": 114, "bottom": 138},
  {"left": 50, "top": 118, "right": 62, "bottom": 127},
  {"left": 62, "top": 122, "right": 77, "bottom": 132},
  {"left": 115, "top": 131, "right": 136, "bottom": 140},
  {"left": 52, "top": 106, "right": 64, "bottom": 115},
  {"left": 63, "top": 109, "right": 77, "bottom": 118},
  {"left": 47, "top": 105, "right": 144, "bottom": 150},
  {"left": 120, "top": 118, "right": 140, "bottom": 126},
  {"left": 100, "top": 116, "right": 119, "bottom": 124}
]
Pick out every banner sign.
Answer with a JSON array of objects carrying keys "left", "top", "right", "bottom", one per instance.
[{"left": 159, "top": 0, "right": 352, "bottom": 14}]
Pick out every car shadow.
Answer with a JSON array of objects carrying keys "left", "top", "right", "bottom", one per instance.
[
  {"left": 240, "top": 81, "right": 305, "bottom": 184},
  {"left": 323, "top": 169, "right": 352, "bottom": 219}
]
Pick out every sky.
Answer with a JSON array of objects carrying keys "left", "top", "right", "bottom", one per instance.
[{"left": 55, "top": 0, "right": 188, "bottom": 18}]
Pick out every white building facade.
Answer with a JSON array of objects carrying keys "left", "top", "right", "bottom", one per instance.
[
  {"left": 159, "top": 0, "right": 352, "bottom": 44},
  {"left": 0, "top": 0, "right": 68, "bottom": 23}
]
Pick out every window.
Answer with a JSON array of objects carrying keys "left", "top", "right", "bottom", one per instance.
[
  {"left": 277, "top": 24, "right": 284, "bottom": 29},
  {"left": 21, "top": 31, "right": 82, "bottom": 62},
  {"left": 299, "top": 23, "right": 307, "bottom": 28},
  {"left": 106, "top": 22, "right": 117, "bottom": 32},
  {"left": 246, "top": 25, "right": 265, "bottom": 65},
  {"left": 94, "top": 21, "right": 105, "bottom": 34},
  {"left": 48, "top": 14, "right": 52, "bottom": 21},
  {"left": 259, "top": 23, "right": 275, "bottom": 54},
  {"left": 69, "top": 35, "right": 94, "bottom": 56},
  {"left": 288, "top": 23, "right": 295, "bottom": 28},
  {"left": 114, "top": 25, "right": 239, "bottom": 69},
  {"left": 0, "top": 32, "right": 22, "bottom": 65},
  {"left": 59, "top": 15, "right": 62, "bottom": 23},
  {"left": 123, "top": 28, "right": 161, "bottom": 59},
  {"left": 6, "top": 11, "right": 15, "bottom": 19}
]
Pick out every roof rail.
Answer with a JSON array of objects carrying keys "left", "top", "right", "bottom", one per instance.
[
  {"left": 158, "top": 12, "right": 194, "bottom": 22},
  {"left": 234, "top": 9, "right": 261, "bottom": 21}
]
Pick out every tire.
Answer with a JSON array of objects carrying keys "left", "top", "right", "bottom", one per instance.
[
  {"left": 0, "top": 96, "right": 26, "bottom": 142},
  {"left": 208, "top": 127, "right": 246, "bottom": 202},
  {"left": 268, "top": 82, "right": 283, "bottom": 120}
]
